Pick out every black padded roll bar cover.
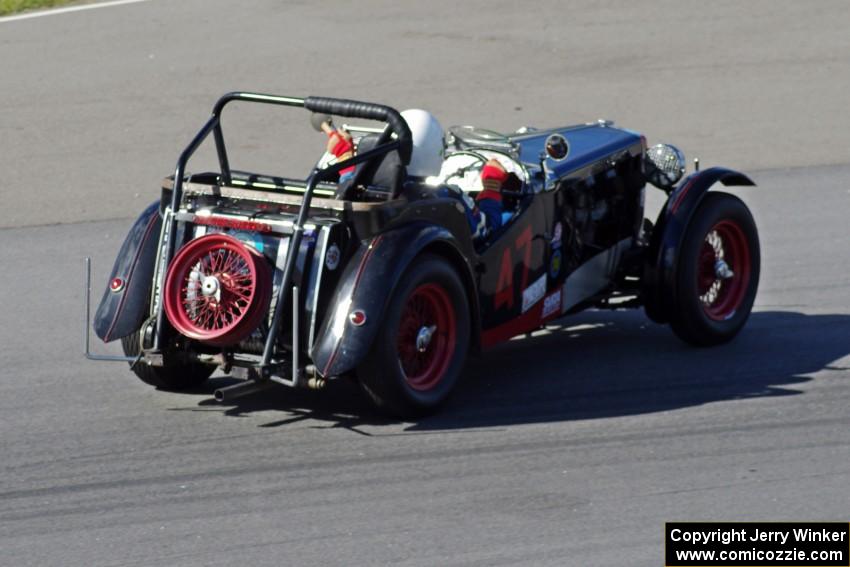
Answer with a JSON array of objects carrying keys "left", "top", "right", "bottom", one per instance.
[{"left": 304, "top": 96, "right": 412, "bottom": 164}]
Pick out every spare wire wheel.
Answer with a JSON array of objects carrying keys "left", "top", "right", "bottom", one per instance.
[{"left": 163, "top": 233, "right": 271, "bottom": 346}]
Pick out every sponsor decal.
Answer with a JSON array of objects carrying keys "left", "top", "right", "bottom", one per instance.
[
  {"left": 542, "top": 289, "right": 561, "bottom": 319},
  {"left": 193, "top": 214, "right": 273, "bottom": 234},
  {"left": 551, "top": 222, "right": 562, "bottom": 248},
  {"left": 325, "top": 243, "right": 341, "bottom": 271},
  {"left": 521, "top": 274, "right": 547, "bottom": 313},
  {"left": 549, "top": 249, "right": 562, "bottom": 280}
]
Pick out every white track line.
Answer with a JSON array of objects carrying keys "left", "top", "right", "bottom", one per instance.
[{"left": 0, "top": 0, "right": 150, "bottom": 23}]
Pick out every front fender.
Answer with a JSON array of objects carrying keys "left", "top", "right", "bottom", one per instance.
[
  {"left": 644, "top": 167, "right": 756, "bottom": 323},
  {"left": 93, "top": 201, "right": 162, "bottom": 342},
  {"left": 310, "top": 222, "right": 478, "bottom": 377}
]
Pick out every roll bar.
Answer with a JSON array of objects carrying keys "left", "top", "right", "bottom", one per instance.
[
  {"left": 205, "top": 92, "right": 411, "bottom": 186},
  {"left": 302, "top": 96, "right": 412, "bottom": 164},
  {"left": 152, "top": 92, "right": 411, "bottom": 352}
]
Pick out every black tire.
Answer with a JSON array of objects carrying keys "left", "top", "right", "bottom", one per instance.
[
  {"left": 670, "top": 192, "right": 760, "bottom": 346},
  {"left": 120, "top": 325, "right": 214, "bottom": 390},
  {"left": 357, "top": 254, "right": 470, "bottom": 418}
]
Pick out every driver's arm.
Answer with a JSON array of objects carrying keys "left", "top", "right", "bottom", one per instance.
[
  {"left": 326, "top": 129, "right": 356, "bottom": 181},
  {"left": 475, "top": 159, "right": 508, "bottom": 231}
]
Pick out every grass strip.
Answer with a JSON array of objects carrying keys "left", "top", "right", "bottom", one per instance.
[{"left": 0, "top": 0, "right": 82, "bottom": 17}]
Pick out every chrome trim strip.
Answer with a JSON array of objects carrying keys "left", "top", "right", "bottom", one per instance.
[{"left": 307, "top": 226, "right": 330, "bottom": 349}]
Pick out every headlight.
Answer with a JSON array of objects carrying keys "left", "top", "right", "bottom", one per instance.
[{"left": 645, "top": 143, "right": 686, "bottom": 190}]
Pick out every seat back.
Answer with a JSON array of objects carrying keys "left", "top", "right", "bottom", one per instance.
[{"left": 335, "top": 133, "right": 405, "bottom": 200}]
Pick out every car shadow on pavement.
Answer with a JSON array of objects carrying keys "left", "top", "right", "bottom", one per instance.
[
  {"left": 189, "top": 310, "right": 850, "bottom": 431},
  {"left": 190, "top": 371, "right": 391, "bottom": 432}
]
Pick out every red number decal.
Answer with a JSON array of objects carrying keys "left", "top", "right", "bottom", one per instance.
[
  {"left": 494, "top": 248, "right": 513, "bottom": 310},
  {"left": 515, "top": 226, "right": 532, "bottom": 292},
  {"left": 493, "top": 226, "right": 533, "bottom": 312}
]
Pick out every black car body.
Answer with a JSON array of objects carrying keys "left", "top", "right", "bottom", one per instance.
[{"left": 88, "top": 93, "right": 760, "bottom": 416}]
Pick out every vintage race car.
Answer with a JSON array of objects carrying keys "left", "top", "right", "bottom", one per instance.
[{"left": 86, "top": 92, "right": 760, "bottom": 417}]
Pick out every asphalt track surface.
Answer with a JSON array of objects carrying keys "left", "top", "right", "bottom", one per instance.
[{"left": 1, "top": 2, "right": 849, "bottom": 566}]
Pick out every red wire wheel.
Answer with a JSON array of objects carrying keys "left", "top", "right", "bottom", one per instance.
[
  {"left": 396, "top": 283, "right": 457, "bottom": 392},
  {"left": 669, "top": 193, "right": 760, "bottom": 347},
  {"left": 357, "top": 254, "right": 470, "bottom": 417},
  {"left": 163, "top": 233, "right": 271, "bottom": 347},
  {"left": 697, "top": 220, "right": 751, "bottom": 321}
]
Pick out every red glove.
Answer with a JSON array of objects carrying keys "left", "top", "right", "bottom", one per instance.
[
  {"left": 328, "top": 131, "right": 353, "bottom": 158},
  {"left": 477, "top": 159, "right": 507, "bottom": 203},
  {"left": 327, "top": 130, "right": 355, "bottom": 178}
]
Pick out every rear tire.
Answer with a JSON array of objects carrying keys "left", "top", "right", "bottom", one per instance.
[
  {"left": 670, "top": 192, "right": 760, "bottom": 346},
  {"left": 357, "top": 254, "right": 470, "bottom": 418},
  {"left": 121, "top": 323, "right": 214, "bottom": 390}
]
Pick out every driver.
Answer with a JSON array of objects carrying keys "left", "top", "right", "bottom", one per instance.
[
  {"left": 314, "top": 109, "right": 510, "bottom": 239},
  {"left": 474, "top": 158, "right": 509, "bottom": 234},
  {"left": 402, "top": 109, "right": 515, "bottom": 238}
]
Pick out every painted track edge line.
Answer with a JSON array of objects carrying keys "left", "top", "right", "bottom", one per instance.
[{"left": 0, "top": 0, "right": 150, "bottom": 23}]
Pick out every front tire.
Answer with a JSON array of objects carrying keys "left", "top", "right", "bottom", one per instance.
[
  {"left": 670, "top": 192, "right": 760, "bottom": 346},
  {"left": 357, "top": 254, "right": 470, "bottom": 418}
]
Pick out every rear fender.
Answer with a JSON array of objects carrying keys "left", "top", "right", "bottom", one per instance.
[
  {"left": 310, "top": 222, "right": 479, "bottom": 377},
  {"left": 643, "top": 167, "right": 756, "bottom": 323},
  {"left": 93, "top": 202, "right": 162, "bottom": 342}
]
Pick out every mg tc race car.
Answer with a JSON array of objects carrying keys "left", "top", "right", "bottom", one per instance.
[{"left": 86, "top": 92, "right": 760, "bottom": 417}]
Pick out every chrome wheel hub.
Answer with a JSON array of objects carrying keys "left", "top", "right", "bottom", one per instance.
[
  {"left": 415, "top": 325, "right": 437, "bottom": 353},
  {"left": 714, "top": 259, "right": 734, "bottom": 280},
  {"left": 201, "top": 275, "right": 221, "bottom": 299}
]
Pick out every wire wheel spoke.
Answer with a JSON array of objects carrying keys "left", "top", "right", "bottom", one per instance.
[
  {"left": 396, "top": 283, "right": 456, "bottom": 391},
  {"left": 697, "top": 220, "right": 751, "bottom": 320},
  {"left": 163, "top": 234, "right": 271, "bottom": 346}
]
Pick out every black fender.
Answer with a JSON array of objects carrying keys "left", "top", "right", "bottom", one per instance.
[
  {"left": 310, "top": 221, "right": 479, "bottom": 377},
  {"left": 93, "top": 201, "right": 162, "bottom": 342},
  {"left": 644, "top": 167, "right": 756, "bottom": 323}
]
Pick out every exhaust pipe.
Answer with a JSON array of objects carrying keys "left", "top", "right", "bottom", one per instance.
[{"left": 214, "top": 379, "right": 273, "bottom": 402}]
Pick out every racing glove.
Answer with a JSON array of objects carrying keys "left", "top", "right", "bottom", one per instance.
[
  {"left": 475, "top": 159, "right": 508, "bottom": 232},
  {"left": 326, "top": 130, "right": 356, "bottom": 181}
]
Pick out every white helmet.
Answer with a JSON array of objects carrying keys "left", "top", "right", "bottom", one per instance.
[{"left": 400, "top": 109, "right": 444, "bottom": 178}]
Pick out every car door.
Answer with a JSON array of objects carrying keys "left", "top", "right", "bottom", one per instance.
[{"left": 476, "top": 191, "right": 562, "bottom": 347}]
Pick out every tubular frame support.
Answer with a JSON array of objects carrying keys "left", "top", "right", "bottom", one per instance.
[
  {"left": 260, "top": 172, "right": 321, "bottom": 368},
  {"left": 150, "top": 91, "right": 403, "bottom": 356},
  {"left": 152, "top": 93, "right": 306, "bottom": 350},
  {"left": 153, "top": 115, "right": 220, "bottom": 350},
  {"left": 213, "top": 124, "right": 231, "bottom": 186},
  {"left": 291, "top": 285, "right": 300, "bottom": 386}
]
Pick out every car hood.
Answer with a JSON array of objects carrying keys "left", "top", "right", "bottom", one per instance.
[{"left": 511, "top": 123, "right": 643, "bottom": 178}]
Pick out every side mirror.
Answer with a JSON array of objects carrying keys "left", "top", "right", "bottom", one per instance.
[{"left": 545, "top": 133, "right": 569, "bottom": 161}]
